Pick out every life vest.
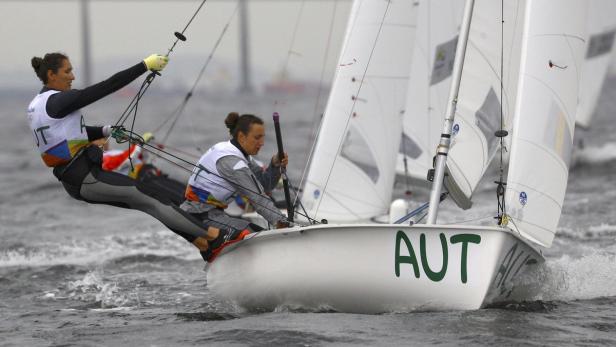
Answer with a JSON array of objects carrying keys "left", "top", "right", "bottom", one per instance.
[
  {"left": 185, "top": 141, "right": 247, "bottom": 209},
  {"left": 102, "top": 144, "right": 144, "bottom": 178},
  {"left": 27, "top": 90, "right": 89, "bottom": 167}
]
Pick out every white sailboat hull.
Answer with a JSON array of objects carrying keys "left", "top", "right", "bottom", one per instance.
[{"left": 207, "top": 224, "right": 542, "bottom": 313}]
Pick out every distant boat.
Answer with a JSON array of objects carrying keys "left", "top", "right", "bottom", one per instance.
[
  {"left": 576, "top": 0, "right": 616, "bottom": 130},
  {"left": 396, "top": 0, "right": 616, "bottom": 185},
  {"left": 396, "top": 0, "right": 464, "bottom": 187},
  {"left": 206, "top": 0, "right": 586, "bottom": 313},
  {"left": 263, "top": 69, "right": 306, "bottom": 94}
]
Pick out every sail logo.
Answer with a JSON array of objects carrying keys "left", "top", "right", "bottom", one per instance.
[
  {"left": 394, "top": 231, "right": 480, "bottom": 283},
  {"left": 452, "top": 124, "right": 460, "bottom": 135},
  {"left": 519, "top": 192, "right": 527, "bottom": 206},
  {"left": 313, "top": 189, "right": 320, "bottom": 199}
]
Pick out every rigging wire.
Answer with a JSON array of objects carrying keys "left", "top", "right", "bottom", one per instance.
[
  {"left": 443, "top": 214, "right": 494, "bottom": 226},
  {"left": 99, "top": 0, "right": 313, "bottom": 225},
  {"left": 268, "top": 0, "right": 306, "bottom": 222},
  {"left": 293, "top": 0, "right": 340, "bottom": 211},
  {"left": 313, "top": 0, "right": 393, "bottom": 217},
  {"left": 98, "top": 0, "right": 323, "bottom": 227},
  {"left": 112, "top": 0, "right": 209, "bottom": 130},
  {"left": 277, "top": 0, "right": 306, "bottom": 91},
  {"left": 112, "top": 128, "right": 320, "bottom": 225},
  {"left": 495, "top": 0, "right": 508, "bottom": 225},
  {"left": 153, "top": 2, "right": 240, "bottom": 146},
  {"left": 107, "top": 0, "right": 209, "bottom": 174}
]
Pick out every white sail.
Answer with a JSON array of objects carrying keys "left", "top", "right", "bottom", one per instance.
[
  {"left": 504, "top": 0, "right": 587, "bottom": 247},
  {"left": 444, "top": 0, "right": 527, "bottom": 208},
  {"left": 576, "top": 0, "right": 616, "bottom": 129},
  {"left": 396, "top": 0, "right": 465, "bottom": 184},
  {"left": 301, "top": 0, "right": 418, "bottom": 222}
]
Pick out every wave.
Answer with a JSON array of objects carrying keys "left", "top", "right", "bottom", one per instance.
[
  {"left": 555, "top": 223, "right": 616, "bottom": 247},
  {"left": 0, "top": 230, "right": 200, "bottom": 268},
  {"left": 573, "top": 141, "right": 616, "bottom": 166},
  {"left": 40, "top": 268, "right": 139, "bottom": 310},
  {"left": 515, "top": 250, "right": 616, "bottom": 302},
  {"left": 588, "top": 223, "right": 616, "bottom": 234}
]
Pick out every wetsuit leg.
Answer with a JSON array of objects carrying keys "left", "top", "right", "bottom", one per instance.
[
  {"left": 54, "top": 147, "right": 212, "bottom": 241},
  {"left": 80, "top": 169, "right": 211, "bottom": 240},
  {"left": 137, "top": 166, "right": 186, "bottom": 206},
  {"left": 194, "top": 208, "right": 264, "bottom": 234}
]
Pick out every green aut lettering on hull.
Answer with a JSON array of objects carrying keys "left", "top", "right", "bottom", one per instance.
[{"left": 395, "top": 230, "right": 481, "bottom": 284}]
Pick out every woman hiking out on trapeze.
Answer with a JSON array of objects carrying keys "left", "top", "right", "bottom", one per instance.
[{"left": 27, "top": 51, "right": 228, "bottom": 262}]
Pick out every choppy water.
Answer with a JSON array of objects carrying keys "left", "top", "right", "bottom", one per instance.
[{"left": 1, "top": 76, "right": 616, "bottom": 346}]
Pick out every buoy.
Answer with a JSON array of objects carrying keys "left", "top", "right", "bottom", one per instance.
[{"left": 389, "top": 199, "right": 409, "bottom": 223}]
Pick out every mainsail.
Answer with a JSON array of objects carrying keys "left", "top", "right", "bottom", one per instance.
[
  {"left": 504, "top": 0, "right": 587, "bottom": 247},
  {"left": 576, "top": 0, "right": 616, "bottom": 129},
  {"left": 301, "top": 0, "right": 418, "bottom": 222},
  {"left": 444, "top": 0, "right": 527, "bottom": 209},
  {"left": 397, "top": 0, "right": 464, "bottom": 183}
]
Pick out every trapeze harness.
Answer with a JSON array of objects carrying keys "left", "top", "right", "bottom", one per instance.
[
  {"left": 26, "top": 63, "right": 211, "bottom": 244},
  {"left": 182, "top": 140, "right": 284, "bottom": 233}
]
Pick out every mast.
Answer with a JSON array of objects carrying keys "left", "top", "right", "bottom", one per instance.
[
  {"left": 426, "top": 0, "right": 475, "bottom": 224},
  {"left": 238, "top": 0, "right": 253, "bottom": 93},
  {"left": 80, "top": 0, "right": 92, "bottom": 86}
]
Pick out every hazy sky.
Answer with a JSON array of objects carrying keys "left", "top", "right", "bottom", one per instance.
[
  {"left": 0, "top": 0, "right": 352, "bottom": 90},
  {"left": 3, "top": 0, "right": 616, "bottom": 91}
]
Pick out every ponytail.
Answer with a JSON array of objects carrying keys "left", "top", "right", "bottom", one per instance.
[{"left": 31, "top": 52, "right": 68, "bottom": 84}]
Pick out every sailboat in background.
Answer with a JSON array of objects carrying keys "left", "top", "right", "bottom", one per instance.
[
  {"left": 398, "top": 0, "right": 616, "bottom": 192},
  {"left": 576, "top": 0, "right": 616, "bottom": 130},
  {"left": 206, "top": 0, "right": 588, "bottom": 313},
  {"left": 396, "top": 0, "right": 464, "bottom": 186},
  {"left": 440, "top": 0, "right": 529, "bottom": 210}
]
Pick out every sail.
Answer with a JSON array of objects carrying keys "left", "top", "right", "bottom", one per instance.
[
  {"left": 301, "top": 0, "right": 418, "bottom": 222},
  {"left": 504, "top": 0, "right": 587, "bottom": 247},
  {"left": 396, "top": 0, "right": 465, "bottom": 183},
  {"left": 443, "top": 0, "right": 528, "bottom": 208},
  {"left": 576, "top": 0, "right": 616, "bottom": 129}
]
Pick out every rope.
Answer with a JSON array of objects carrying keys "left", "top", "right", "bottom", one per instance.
[
  {"left": 293, "top": 0, "right": 339, "bottom": 210},
  {"left": 268, "top": 0, "right": 306, "bottom": 214},
  {"left": 279, "top": 0, "right": 306, "bottom": 85},
  {"left": 108, "top": 0, "right": 209, "bottom": 173},
  {"left": 111, "top": 127, "right": 318, "bottom": 225},
  {"left": 495, "top": 0, "right": 508, "bottom": 225},
  {"left": 443, "top": 214, "right": 494, "bottom": 226},
  {"left": 154, "top": 3, "right": 240, "bottom": 146},
  {"left": 112, "top": 0, "right": 209, "bottom": 130}
]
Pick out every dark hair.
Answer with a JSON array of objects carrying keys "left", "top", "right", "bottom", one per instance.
[
  {"left": 225, "top": 112, "right": 264, "bottom": 139},
  {"left": 31, "top": 52, "right": 69, "bottom": 84}
]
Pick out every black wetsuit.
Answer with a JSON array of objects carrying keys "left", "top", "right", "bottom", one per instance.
[{"left": 43, "top": 62, "right": 209, "bottom": 247}]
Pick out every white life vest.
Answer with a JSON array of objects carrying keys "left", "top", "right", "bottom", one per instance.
[
  {"left": 185, "top": 141, "right": 247, "bottom": 208},
  {"left": 27, "top": 90, "right": 89, "bottom": 167}
]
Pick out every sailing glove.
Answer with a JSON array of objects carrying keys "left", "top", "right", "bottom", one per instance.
[{"left": 143, "top": 54, "right": 169, "bottom": 72}]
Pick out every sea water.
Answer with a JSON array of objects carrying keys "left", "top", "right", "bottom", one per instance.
[{"left": 1, "top": 77, "right": 615, "bottom": 346}]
